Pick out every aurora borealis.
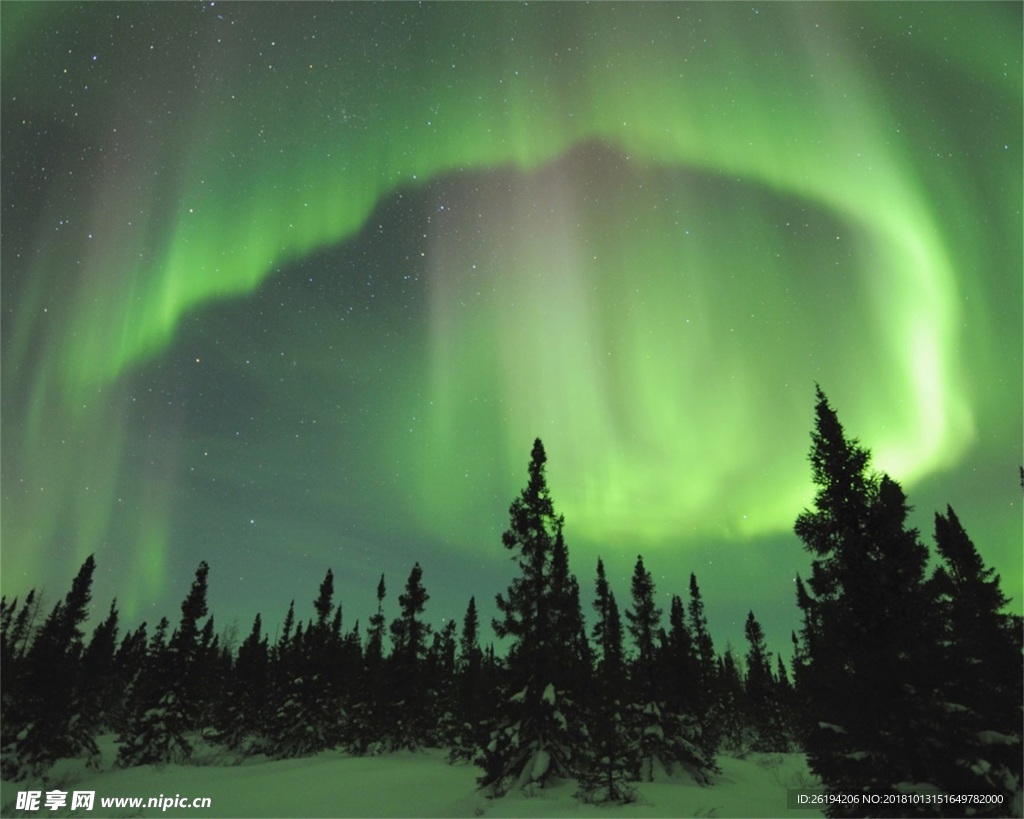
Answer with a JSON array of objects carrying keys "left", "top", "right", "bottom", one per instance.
[{"left": 2, "top": 2, "right": 1021, "bottom": 651}]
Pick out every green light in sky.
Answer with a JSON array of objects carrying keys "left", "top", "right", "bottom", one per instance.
[{"left": 2, "top": 3, "right": 1020, "bottom": 620}]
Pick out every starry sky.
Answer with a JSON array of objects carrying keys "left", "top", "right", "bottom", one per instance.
[{"left": 2, "top": 2, "right": 1021, "bottom": 657}]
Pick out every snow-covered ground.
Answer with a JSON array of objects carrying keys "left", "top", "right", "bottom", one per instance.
[{"left": 1, "top": 736, "right": 822, "bottom": 818}]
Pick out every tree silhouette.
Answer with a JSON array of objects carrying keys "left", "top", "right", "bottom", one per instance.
[
  {"left": 479, "top": 438, "right": 582, "bottom": 794},
  {"left": 119, "top": 561, "right": 210, "bottom": 767},
  {"left": 927, "top": 506, "right": 1022, "bottom": 810},
  {"left": 793, "top": 387, "right": 947, "bottom": 813},
  {"left": 575, "top": 558, "right": 636, "bottom": 803},
  {"left": 1, "top": 556, "right": 98, "bottom": 779}
]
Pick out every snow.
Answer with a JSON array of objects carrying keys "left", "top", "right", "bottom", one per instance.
[
  {"left": 541, "top": 683, "right": 556, "bottom": 705},
  {"left": 977, "top": 730, "right": 1018, "bottom": 746},
  {"left": 0, "top": 736, "right": 823, "bottom": 818},
  {"left": 530, "top": 748, "right": 550, "bottom": 782}
]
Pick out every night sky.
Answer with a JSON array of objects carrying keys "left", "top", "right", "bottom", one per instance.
[{"left": 2, "top": 2, "right": 1021, "bottom": 657}]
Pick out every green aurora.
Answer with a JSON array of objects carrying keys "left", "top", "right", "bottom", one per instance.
[{"left": 2, "top": 3, "right": 1020, "bottom": 643}]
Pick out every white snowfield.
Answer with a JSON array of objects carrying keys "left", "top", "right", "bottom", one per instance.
[{"left": 0, "top": 735, "right": 823, "bottom": 818}]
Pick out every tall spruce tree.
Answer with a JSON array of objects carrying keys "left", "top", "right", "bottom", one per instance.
[
  {"left": 265, "top": 572, "right": 346, "bottom": 758},
  {"left": 575, "top": 558, "right": 637, "bottom": 803},
  {"left": 478, "top": 438, "right": 581, "bottom": 794},
  {"left": 793, "top": 387, "right": 947, "bottom": 812},
  {"left": 625, "top": 556, "right": 714, "bottom": 782},
  {"left": 118, "top": 561, "right": 210, "bottom": 767},
  {"left": 215, "top": 613, "right": 270, "bottom": 753},
  {"left": 742, "top": 610, "right": 788, "bottom": 752},
  {"left": 79, "top": 600, "right": 121, "bottom": 733},
  {"left": 687, "top": 573, "right": 719, "bottom": 756},
  {"left": 349, "top": 574, "right": 388, "bottom": 753},
  {"left": 450, "top": 596, "right": 486, "bottom": 761},
  {"left": 1, "top": 556, "right": 99, "bottom": 779},
  {"left": 547, "top": 528, "right": 592, "bottom": 708},
  {"left": 659, "top": 594, "right": 700, "bottom": 725},
  {"left": 625, "top": 555, "right": 666, "bottom": 780},
  {"left": 927, "top": 506, "right": 1022, "bottom": 811},
  {"left": 715, "top": 645, "right": 746, "bottom": 752},
  {"left": 388, "top": 562, "right": 432, "bottom": 749}
]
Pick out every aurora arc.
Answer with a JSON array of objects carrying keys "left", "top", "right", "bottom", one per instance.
[{"left": 2, "top": 3, "right": 1021, "bottom": 625}]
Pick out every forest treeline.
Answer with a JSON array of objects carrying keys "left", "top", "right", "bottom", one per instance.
[{"left": 1, "top": 387, "right": 1021, "bottom": 816}]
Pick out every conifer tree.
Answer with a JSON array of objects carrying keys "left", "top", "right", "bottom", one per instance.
[
  {"left": 265, "top": 574, "right": 346, "bottom": 758},
  {"left": 658, "top": 594, "right": 700, "bottom": 721},
  {"left": 109, "top": 623, "right": 148, "bottom": 733},
  {"left": 2, "top": 556, "right": 99, "bottom": 779},
  {"left": 793, "top": 387, "right": 948, "bottom": 810},
  {"left": 687, "top": 573, "right": 719, "bottom": 756},
  {"left": 716, "top": 645, "right": 746, "bottom": 752},
  {"left": 742, "top": 611, "right": 788, "bottom": 752},
  {"left": 547, "top": 529, "right": 592, "bottom": 706},
  {"left": 118, "top": 561, "right": 210, "bottom": 767},
  {"left": 349, "top": 574, "right": 388, "bottom": 753},
  {"left": 0, "top": 589, "right": 39, "bottom": 670},
  {"left": 625, "top": 555, "right": 665, "bottom": 780},
  {"left": 927, "top": 506, "right": 1022, "bottom": 810},
  {"left": 426, "top": 619, "right": 458, "bottom": 748},
  {"left": 450, "top": 596, "right": 485, "bottom": 761},
  {"left": 365, "top": 574, "right": 387, "bottom": 668},
  {"left": 79, "top": 599, "right": 120, "bottom": 732},
  {"left": 388, "top": 562, "right": 432, "bottom": 749},
  {"left": 215, "top": 613, "right": 270, "bottom": 753},
  {"left": 314, "top": 568, "right": 334, "bottom": 631},
  {"left": 478, "top": 438, "right": 581, "bottom": 794},
  {"left": 623, "top": 556, "right": 714, "bottom": 782},
  {"left": 575, "top": 558, "right": 637, "bottom": 803}
]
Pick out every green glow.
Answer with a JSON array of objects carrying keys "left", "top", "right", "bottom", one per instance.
[{"left": 2, "top": 3, "right": 1020, "bottom": 622}]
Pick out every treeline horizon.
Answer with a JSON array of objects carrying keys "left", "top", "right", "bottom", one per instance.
[{"left": 1, "top": 387, "right": 1021, "bottom": 816}]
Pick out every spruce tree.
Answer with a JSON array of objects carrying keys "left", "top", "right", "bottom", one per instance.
[
  {"left": 388, "top": 562, "right": 432, "bottom": 749},
  {"left": 742, "top": 611, "right": 788, "bottom": 752},
  {"left": 265, "top": 574, "right": 345, "bottom": 759},
  {"left": 547, "top": 529, "right": 592, "bottom": 706},
  {"left": 349, "top": 574, "right": 388, "bottom": 753},
  {"left": 110, "top": 623, "right": 149, "bottom": 733},
  {"left": 365, "top": 574, "right": 387, "bottom": 668},
  {"left": 314, "top": 568, "right": 334, "bottom": 630},
  {"left": 79, "top": 600, "right": 120, "bottom": 733},
  {"left": 215, "top": 613, "right": 270, "bottom": 753},
  {"left": 716, "top": 646, "right": 746, "bottom": 753},
  {"left": 623, "top": 556, "right": 714, "bottom": 782},
  {"left": 478, "top": 438, "right": 581, "bottom": 794},
  {"left": 687, "top": 573, "right": 719, "bottom": 756},
  {"left": 658, "top": 594, "right": 702, "bottom": 730},
  {"left": 450, "top": 596, "right": 486, "bottom": 761},
  {"left": 928, "top": 506, "right": 1022, "bottom": 811},
  {"left": 425, "top": 619, "right": 458, "bottom": 749},
  {"left": 2, "top": 556, "right": 99, "bottom": 779},
  {"left": 118, "top": 561, "right": 210, "bottom": 767},
  {"left": 793, "top": 387, "right": 947, "bottom": 811},
  {"left": 625, "top": 555, "right": 666, "bottom": 780},
  {"left": 576, "top": 558, "right": 637, "bottom": 803},
  {"left": 0, "top": 589, "right": 38, "bottom": 669}
]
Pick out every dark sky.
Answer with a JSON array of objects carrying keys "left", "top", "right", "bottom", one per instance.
[{"left": 2, "top": 2, "right": 1021, "bottom": 657}]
